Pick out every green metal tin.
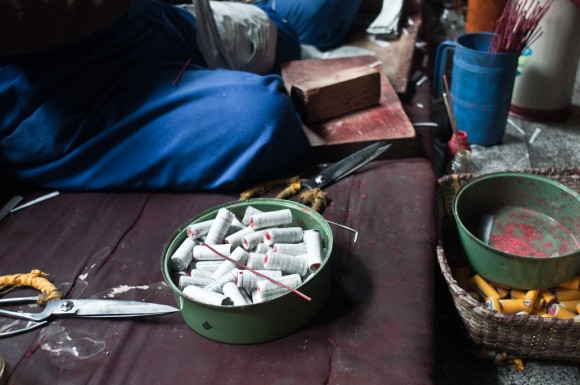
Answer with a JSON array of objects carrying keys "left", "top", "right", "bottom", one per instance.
[
  {"left": 161, "top": 198, "right": 333, "bottom": 344},
  {"left": 452, "top": 172, "right": 580, "bottom": 289}
]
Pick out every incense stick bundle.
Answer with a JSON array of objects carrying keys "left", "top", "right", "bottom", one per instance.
[{"left": 490, "top": 0, "right": 554, "bottom": 54}]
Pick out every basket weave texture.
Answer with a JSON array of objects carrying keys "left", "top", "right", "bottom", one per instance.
[{"left": 436, "top": 167, "right": 580, "bottom": 362}]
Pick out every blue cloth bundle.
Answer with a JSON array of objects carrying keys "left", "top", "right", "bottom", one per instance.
[{"left": 0, "top": 0, "right": 363, "bottom": 190}]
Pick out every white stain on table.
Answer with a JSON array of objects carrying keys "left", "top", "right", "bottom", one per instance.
[
  {"left": 39, "top": 325, "right": 106, "bottom": 369},
  {"left": 106, "top": 285, "right": 150, "bottom": 298}
]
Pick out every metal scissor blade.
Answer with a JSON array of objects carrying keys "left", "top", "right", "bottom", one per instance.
[
  {"left": 0, "top": 196, "right": 23, "bottom": 221},
  {"left": 53, "top": 299, "right": 179, "bottom": 318},
  {"left": 303, "top": 142, "right": 392, "bottom": 190},
  {"left": 0, "top": 296, "right": 38, "bottom": 305}
]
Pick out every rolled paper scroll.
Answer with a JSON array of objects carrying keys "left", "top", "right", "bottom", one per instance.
[
  {"left": 239, "top": 287, "right": 252, "bottom": 304},
  {"left": 253, "top": 243, "right": 271, "bottom": 254},
  {"left": 236, "top": 269, "right": 282, "bottom": 290},
  {"left": 251, "top": 289, "right": 261, "bottom": 304},
  {"left": 524, "top": 289, "right": 540, "bottom": 307},
  {"left": 225, "top": 227, "right": 254, "bottom": 248},
  {"left": 540, "top": 289, "right": 556, "bottom": 306},
  {"left": 228, "top": 217, "right": 247, "bottom": 234},
  {"left": 494, "top": 286, "right": 510, "bottom": 299},
  {"left": 557, "top": 276, "right": 580, "bottom": 290},
  {"left": 510, "top": 289, "right": 526, "bottom": 299},
  {"left": 191, "top": 269, "right": 214, "bottom": 279},
  {"left": 193, "top": 244, "right": 232, "bottom": 261},
  {"left": 264, "top": 251, "right": 308, "bottom": 276},
  {"left": 246, "top": 252, "right": 267, "bottom": 270},
  {"left": 241, "top": 206, "right": 263, "bottom": 226},
  {"left": 249, "top": 209, "right": 292, "bottom": 230},
  {"left": 273, "top": 242, "right": 307, "bottom": 256},
  {"left": 303, "top": 230, "right": 323, "bottom": 272},
  {"left": 173, "top": 270, "right": 188, "bottom": 284},
  {"left": 223, "top": 282, "right": 251, "bottom": 306},
  {"left": 263, "top": 227, "right": 303, "bottom": 246},
  {"left": 548, "top": 303, "right": 576, "bottom": 319},
  {"left": 183, "top": 285, "right": 231, "bottom": 306},
  {"left": 204, "top": 269, "right": 237, "bottom": 293},
  {"left": 499, "top": 299, "right": 531, "bottom": 314},
  {"left": 193, "top": 260, "right": 223, "bottom": 273},
  {"left": 515, "top": 311, "right": 530, "bottom": 316},
  {"left": 187, "top": 219, "right": 214, "bottom": 239},
  {"left": 178, "top": 272, "right": 214, "bottom": 289},
  {"left": 484, "top": 296, "right": 501, "bottom": 311},
  {"left": 211, "top": 246, "right": 249, "bottom": 280},
  {"left": 531, "top": 307, "right": 546, "bottom": 316},
  {"left": 255, "top": 274, "right": 303, "bottom": 302},
  {"left": 205, "top": 208, "right": 235, "bottom": 244},
  {"left": 532, "top": 297, "right": 547, "bottom": 311},
  {"left": 555, "top": 289, "right": 580, "bottom": 301},
  {"left": 170, "top": 237, "right": 196, "bottom": 271},
  {"left": 559, "top": 300, "right": 580, "bottom": 314},
  {"left": 242, "top": 230, "right": 266, "bottom": 250},
  {"left": 469, "top": 274, "right": 500, "bottom": 299}
]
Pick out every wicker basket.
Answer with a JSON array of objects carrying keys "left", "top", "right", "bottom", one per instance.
[{"left": 436, "top": 167, "right": 580, "bottom": 362}]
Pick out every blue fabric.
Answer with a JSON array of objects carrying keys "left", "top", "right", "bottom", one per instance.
[
  {"left": 0, "top": 0, "right": 308, "bottom": 191},
  {"left": 256, "top": 0, "right": 365, "bottom": 51}
]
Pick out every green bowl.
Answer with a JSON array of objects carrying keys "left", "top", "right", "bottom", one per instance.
[
  {"left": 161, "top": 198, "right": 333, "bottom": 344},
  {"left": 452, "top": 172, "right": 580, "bottom": 289}
]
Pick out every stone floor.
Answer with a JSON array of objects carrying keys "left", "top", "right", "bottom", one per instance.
[
  {"left": 433, "top": 36, "right": 580, "bottom": 385},
  {"left": 417, "top": 1, "right": 580, "bottom": 382},
  {"left": 464, "top": 77, "right": 580, "bottom": 175}
]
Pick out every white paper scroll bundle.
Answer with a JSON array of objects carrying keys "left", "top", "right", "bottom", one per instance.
[
  {"left": 170, "top": 207, "right": 326, "bottom": 306},
  {"left": 366, "top": 0, "right": 404, "bottom": 39},
  {"left": 180, "top": 0, "right": 277, "bottom": 75}
]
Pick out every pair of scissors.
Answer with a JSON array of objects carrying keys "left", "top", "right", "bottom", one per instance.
[
  {"left": 0, "top": 270, "right": 179, "bottom": 337},
  {"left": 0, "top": 296, "right": 178, "bottom": 337},
  {"left": 240, "top": 141, "right": 392, "bottom": 212}
]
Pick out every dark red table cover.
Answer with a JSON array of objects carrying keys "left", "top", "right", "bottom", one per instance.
[{"left": 0, "top": 157, "right": 435, "bottom": 385}]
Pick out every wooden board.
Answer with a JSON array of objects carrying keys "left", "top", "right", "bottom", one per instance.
[
  {"left": 291, "top": 66, "right": 381, "bottom": 124},
  {"left": 281, "top": 56, "right": 416, "bottom": 162}
]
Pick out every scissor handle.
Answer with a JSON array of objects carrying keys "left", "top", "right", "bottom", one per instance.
[
  {"left": 0, "top": 270, "right": 62, "bottom": 305},
  {"left": 298, "top": 188, "right": 328, "bottom": 213},
  {"left": 0, "top": 320, "right": 47, "bottom": 338},
  {"left": 274, "top": 177, "right": 304, "bottom": 200},
  {"left": 0, "top": 300, "right": 58, "bottom": 321},
  {"left": 239, "top": 177, "right": 297, "bottom": 200}
]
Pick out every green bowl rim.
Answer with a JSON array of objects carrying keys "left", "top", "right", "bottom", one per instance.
[
  {"left": 452, "top": 171, "right": 580, "bottom": 261},
  {"left": 160, "top": 198, "right": 334, "bottom": 310}
]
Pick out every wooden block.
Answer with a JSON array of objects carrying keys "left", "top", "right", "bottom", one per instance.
[
  {"left": 290, "top": 66, "right": 381, "bottom": 123},
  {"left": 281, "top": 56, "right": 417, "bottom": 162}
]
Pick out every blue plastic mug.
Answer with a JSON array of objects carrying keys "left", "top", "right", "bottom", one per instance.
[{"left": 433, "top": 33, "right": 518, "bottom": 146}]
